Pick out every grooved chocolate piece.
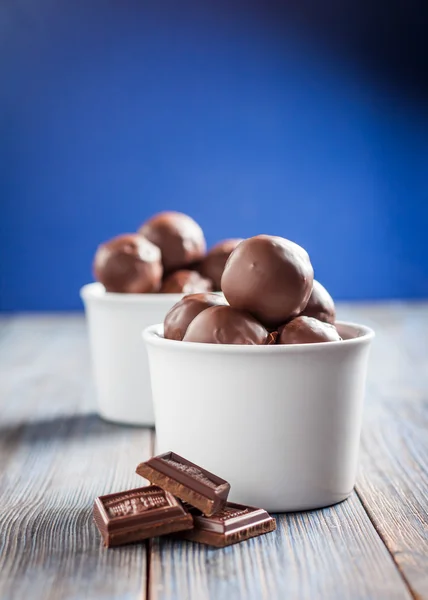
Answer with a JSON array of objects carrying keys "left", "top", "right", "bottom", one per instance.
[
  {"left": 178, "top": 502, "right": 276, "bottom": 547},
  {"left": 93, "top": 485, "right": 193, "bottom": 547},
  {"left": 136, "top": 452, "right": 230, "bottom": 516}
]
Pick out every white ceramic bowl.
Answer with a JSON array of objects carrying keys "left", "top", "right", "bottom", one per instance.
[
  {"left": 81, "top": 283, "right": 183, "bottom": 425},
  {"left": 143, "top": 321, "right": 374, "bottom": 512}
]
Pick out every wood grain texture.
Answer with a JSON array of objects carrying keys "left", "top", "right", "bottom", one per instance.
[
  {"left": 358, "top": 399, "right": 428, "bottom": 600},
  {"left": 1, "top": 308, "right": 427, "bottom": 600},
  {"left": 0, "top": 315, "right": 153, "bottom": 600},
  {"left": 338, "top": 303, "right": 428, "bottom": 599},
  {"left": 149, "top": 492, "right": 411, "bottom": 600}
]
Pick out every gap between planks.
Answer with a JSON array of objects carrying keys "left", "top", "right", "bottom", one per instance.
[
  {"left": 145, "top": 429, "right": 157, "bottom": 600},
  {"left": 355, "top": 488, "right": 418, "bottom": 600}
]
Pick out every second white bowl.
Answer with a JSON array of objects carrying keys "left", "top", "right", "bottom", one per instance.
[{"left": 81, "top": 283, "right": 184, "bottom": 426}]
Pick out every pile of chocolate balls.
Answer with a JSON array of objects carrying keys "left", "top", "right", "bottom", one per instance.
[
  {"left": 93, "top": 210, "right": 341, "bottom": 345},
  {"left": 164, "top": 234, "right": 341, "bottom": 345},
  {"left": 93, "top": 211, "right": 243, "bottom": 294}
]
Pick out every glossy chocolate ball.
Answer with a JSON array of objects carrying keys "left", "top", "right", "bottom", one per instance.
[
  {"left": 93, "top": 233, "right": 162, "bottom": 293},
  {"left": 300, "top": 280, "right": 335, "bottom": 324},
  {"left": 164, "top": 293, "right": 227, "bottom": 341},
  {"left": 221, "top": 235, "right": 314, "bottom": 328},
  {"left": 183, "top": 305, "right": 273, "bottom": 345},
  {"left": 139, "top": 211, "right": 206, "bottom": 272},
  {"left": 160, "top": 270, "right": 213, "bottom": 294},
  {"left": 278, "top": 316, "right": 341, "bottom": 344},
  {"left": 199, "top": 239, "right": 244, "bottom": 290}
]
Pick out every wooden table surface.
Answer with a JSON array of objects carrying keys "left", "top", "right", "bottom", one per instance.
[{"left": 0, "top": 304, "right": 427, "bottom": 600}]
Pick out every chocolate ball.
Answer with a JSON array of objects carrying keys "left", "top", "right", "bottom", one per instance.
[
  {"left": 278, "top": 316, "right": 341, "bottom": 345},
  {"left": 164, "top": 292, "right": 227, "bottom": 341},
  {"left": 183, "top": 305, "right": 273, "bottom": 345},
  {"left": 160, "top": 270, "right": 213, "bottom": 294},
  {"left": 93, "top": 233, "right": 162, "bottom": 293},
  {"left": 221, "top": 235, "right": 314, "bottom": 328},
  {"left": 199, "top": 238, "right": 244, "bottom": 290},
  {"left": 139, "top": 211, "right": 206, "bottom": 272},
  {"left": 300, "top": 280, "right": 336, "bottom": 324}
]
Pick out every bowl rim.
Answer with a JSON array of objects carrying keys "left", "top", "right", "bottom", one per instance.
[
  {"left": 80, "top": 282, "right": 186, "bottom": 304},
  {"left": 143, "top": 320, "right": 375, "bottom": 354}
]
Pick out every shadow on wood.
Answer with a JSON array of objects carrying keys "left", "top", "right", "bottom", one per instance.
[{"left": 0, "top": 413, "right": 154, "bottom": 445}]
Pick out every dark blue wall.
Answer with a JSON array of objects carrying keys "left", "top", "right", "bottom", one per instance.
[{"left": 1, "top": 1, "right": 428, "bottom": 310}]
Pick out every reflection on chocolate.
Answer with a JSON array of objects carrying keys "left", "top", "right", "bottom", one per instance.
[
  {"left": 199, "top": 239, "right": 244, "bottom": 290},
  {"left": 93, "top": 234, "right": 163, "bottom": 293},
  {"left": 178, "top": 502, "right": 276, "bottom": 547},
  {"left": 139, "top": 211, "right": 206, "bottom": 272},
  {"left": 300, "top": 280, "right": 335, "bottom": 324},
  {"left": 278, "top": 316, "right": 341, "bottom": 345},
  {"left": 160, "top": 270, "right": 213, "bottom": 294},
  {"left": 221, "top": 235, "right": 314, "bottom": 328},
  {"left": 136, "top": 451, "right": 230, "bottom": 517},
  {"left": 183, "top": 305, "right": 274, "bottom": 345},
  {"left": 164, "top": 293, "right": 227, "bottom": 341}
]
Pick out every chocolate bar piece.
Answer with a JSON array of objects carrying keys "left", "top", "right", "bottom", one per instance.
[
  {"left": 136, "top": 452, "right": 230, "bottom": 516},
  {"left": 93, "top": 485, "right": 193, "bottom": 547},
  {"left": 178, "top": 502, "right": 276, "bottom": 547}
]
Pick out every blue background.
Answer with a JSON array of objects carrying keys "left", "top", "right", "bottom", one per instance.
[{"left": 1, "top": 1, "right": 428, "bottom": 311}]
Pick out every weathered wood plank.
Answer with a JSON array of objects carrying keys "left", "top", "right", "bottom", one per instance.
[
  {"left": 338, "top": 303, "right": 428, "bottom": 600},
  {"left": 2, "top": 308, "right": 428, "bottom": 600},
  {"left": 0, "top": 316, "right": 153, "bottom": 600},
  {"left": 358, "top": 396, "right": 428, "bottom": 600},
  {"left": 0, "top": 315, "right": 94, "bottom": 424},
  {"left": 149, "top": 492, "right": 411, "bottom": 600}
]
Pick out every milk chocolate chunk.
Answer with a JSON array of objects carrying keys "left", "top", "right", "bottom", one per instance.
[
  {"left": 93, "top": 233, "right": 163, "bottom": 293},
  {"left": 221, "top": 234, "right": 314, "bottom": 328},
  {"left": 136, "top": 452, "right": 230, "bottom": 516},
  {"left": 183, "top": 305, "right": 274, "bottom": 345},
  {"left": 160, "top": 270, "right": 213, "bottom": 294},
  {"left": 164, "top": 292, "right": 227, "bottom": 341},
  {"left": 278, "top": 315, "right": 341, "bottom": 344},
  {"left": 139, "top": 211, "right": 206, "bottom": 272},
  {"left": 199, "top": 238, "right": 244, "bottom": 290},
  {"left": 178, "top": 502, "right": 276, "bottom": 547},
  {"left": 300, "top": 279, "right": 336, "bottom": 324},
  {"left": 93, "top": 485, "right": 193, "bottom": 547}
]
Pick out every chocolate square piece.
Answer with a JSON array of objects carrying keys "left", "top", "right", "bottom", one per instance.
[
  {"left": 178, "top": 502, "right": 276, "bottom": 547},
  {"left": 93, "top": 485, "right": 193, "bottom": 547},
  {"left": 136, "top": 452, "right": 230, "bottom": 516}
]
